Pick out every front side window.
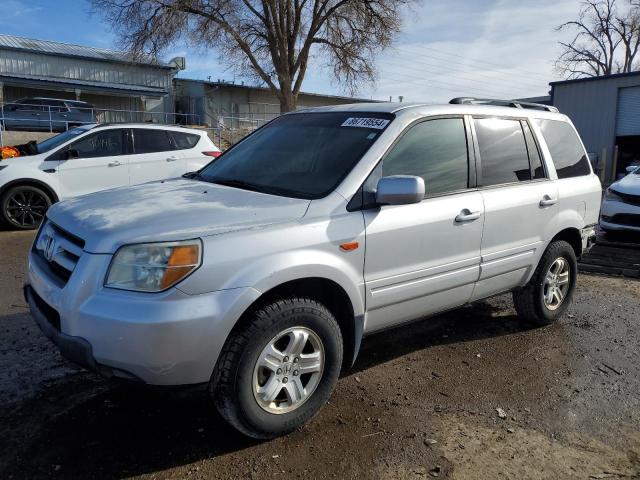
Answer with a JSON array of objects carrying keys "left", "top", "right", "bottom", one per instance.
[
  {"left": 475, "top": 117, "right": 531, "bottom": 186},
  {"left": 535, "top": 119, "right": 591, "bottom": 179},
  {"left": 132, "top": 129, "right": 173, "bottom": 154},
  {"left": 382, "top": 118, "right": 469, "bottom": 196},
  {"left": 68, "top": 129, "right": 124, "bottom": 158},
  {"left": 39, "top": 126, "right": 91, "bottom": 154},
  {"left": 198, "top": 112, "right": 394, "bottom": 199}
]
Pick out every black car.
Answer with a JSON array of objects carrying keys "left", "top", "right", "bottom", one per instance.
[{"left": 1, "top": 97, "right": 97, "bottom": 132}]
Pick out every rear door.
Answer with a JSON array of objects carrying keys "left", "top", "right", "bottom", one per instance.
[
  {"left": 363, "top": 116, "right": 484, "bottom": 332},
  {"left": 167, "top": 130, "right": 212, "bottom": 171},
  {"left": 40, "top": 99, "right": 70, "bottom": 132},
  {"left": 471, "top": 116, "right": 558, "bottom": 301},
  {"left": 54, "top": 128, "right": 130, "bottom": 198},
  {"left": 129, "top": 128, "right": 179, "bottom": 184}
]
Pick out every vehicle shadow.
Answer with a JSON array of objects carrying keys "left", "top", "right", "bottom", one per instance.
[{"left": 1, "top": 297, "right": 540, "bottom": 479}]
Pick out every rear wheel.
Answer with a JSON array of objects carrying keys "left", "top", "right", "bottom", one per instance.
[
  {"left": 211, "top": 297, "right": 343, "bottom": 439},
  {"left": 513, "top": 240, "right": 577, "bottom": 325},
  {"left": 0, "top": 185, "right": 51, "bottom": 230}
]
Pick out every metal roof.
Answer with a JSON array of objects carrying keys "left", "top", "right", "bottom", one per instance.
[
  {"left": 0, "top": 33, "right": 171, "bottom": 68},
  {"left": 0, "top": 72, "right": 169, "bottom": 97},
  {"left": 175, "top": 77, "right": 379, "bottom": 103}
]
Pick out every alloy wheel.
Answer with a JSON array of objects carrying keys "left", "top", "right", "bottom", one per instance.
[
  {"left": 252, "top": 326, "right": 325, "bottom": 414},
  {"left": 543, "top": 257, "right": 571, "bottom": 311},
  {"left": 5, "top": 189, "right": 48, "bottom": 228}
]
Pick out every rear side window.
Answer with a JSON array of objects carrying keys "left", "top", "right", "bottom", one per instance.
[
  {"left": 522, "top": 121, "right": 546, "bottom": 180},
  {"left": 534, "top": 119, "right": 590, "bottom": 179},
  {"left": 132, "top": 129, "right": 173, "bottom": 154},
  {"left": 382, "top": 118, "right": 469, "bottom": 196},
  {"left": 169, "top": 131, "right": 201, "bottom": 150},
  {"left": 474, "top": 118, "right": 531, "bottom": 186}
]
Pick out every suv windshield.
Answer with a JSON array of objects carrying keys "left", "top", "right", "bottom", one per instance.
[
  {"left": 198, "top": 112, "right": 394, "bottom": 199},
  {"left": 37, "top": 126, "right": 93, "bottom": 154}
]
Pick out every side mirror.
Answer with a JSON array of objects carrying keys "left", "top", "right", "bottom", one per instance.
[
  {"left": 626, "top": 165, "right": 638, "bottom": 173},
  {"left": 65, "top": 149, "right": 79, "bottom": 160},
  {"left": 375, "top": 175, "right": 425, "bottom": 206}
]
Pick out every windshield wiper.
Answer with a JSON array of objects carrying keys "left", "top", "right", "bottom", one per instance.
[{"left": 208, "top": 178, "right": 267, "bottom": 193}]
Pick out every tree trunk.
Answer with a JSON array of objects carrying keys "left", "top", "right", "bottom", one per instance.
[{"left": 280, "top": 92, "right": 297, "bottom": 113}]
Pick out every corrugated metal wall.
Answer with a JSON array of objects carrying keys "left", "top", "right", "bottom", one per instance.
[
  {"left": 0, "top": 49, "right": 172, "bottom": 90},
  {"left": 616, "top": 86, "right": 640, "bottom": 136},
  {"left": 552, "top": 74, "right": 640, "bottom": 180}
]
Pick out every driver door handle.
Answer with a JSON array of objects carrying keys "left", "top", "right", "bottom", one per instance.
[
  {"left": 455, "top": 209, "right": 482, "bottom": 223},
  {"left": 166, "top": 156, "right": 179, "bottom": 162},
  {"left": 539, "top": 195, "right": 558, "bottom": 207},
  {"left": 108, "top": 161, "right": 122, "bottom": 167}
]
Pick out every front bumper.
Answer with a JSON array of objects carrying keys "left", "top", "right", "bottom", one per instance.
[
  {"left": 600, "top": 199, "right": 640, "bottom": 232},
  {"left": 26, "top": 248, "right": 261, "bottom": 385}
]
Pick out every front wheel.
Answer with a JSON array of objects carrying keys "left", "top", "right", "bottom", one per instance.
[
  {"left": 513, "top": 240, "right": 578, "bottom": 325},
  {"left": 211, "top": 297, "right": 343, "bottom": 439},
  {"left": 0, "top": 185, "right": 51, "bottom": 230}
]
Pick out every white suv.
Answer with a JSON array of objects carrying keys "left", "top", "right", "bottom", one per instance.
[
  {"left": 0, "top": 124, "right": 220, "bottom": 229},
  {"left": 25, "top": 100, "right": 601, "bottom": 439}
]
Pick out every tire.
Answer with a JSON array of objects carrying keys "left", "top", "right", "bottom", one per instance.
[
  {"left": 0, "top": 185, "right": 51, "bottom": 230},
  {"left": 512, "top": 240, "right": 577, "bottom": 325},
  {"left": 211, "top": 297, "right": 343, "bottom": 439}
]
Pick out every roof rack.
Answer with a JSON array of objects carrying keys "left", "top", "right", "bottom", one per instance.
[{"left": 449, "top": 97, "right": 559, "bottom": 113}]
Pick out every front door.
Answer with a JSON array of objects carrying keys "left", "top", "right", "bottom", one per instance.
[
  {"left": 55, "top": 128, "right": 130, "bottom": 198},
  {"left": 363, "top": 117, "right": 484, "bottom": 333}
]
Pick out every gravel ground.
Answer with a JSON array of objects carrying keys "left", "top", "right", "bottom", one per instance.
[{"left": 1, "top": 230, "right": 639, "bottom": 479}]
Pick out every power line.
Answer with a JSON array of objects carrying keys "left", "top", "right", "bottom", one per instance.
[
  {"left": 388, "top": 45, "right": 553, "bottom": 81},
  {"left": 380, "top": 57, "right": 547, "bottom": 93},
  {"left": 380, "top": 54, "right": 549, "bottom": 90}
]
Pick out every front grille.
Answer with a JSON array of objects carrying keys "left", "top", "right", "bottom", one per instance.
[
  {"left": 30, "top": 287, "right": 61, "bottom": 331},
  {"left": 614, "top": 190, "right": 640, "bottom": 207},
  {"left": 610, "top": 214, "right": 640, "bottom": 227},
  {"left": 33, "top": 221, "right": 85, "bottom": 286}
]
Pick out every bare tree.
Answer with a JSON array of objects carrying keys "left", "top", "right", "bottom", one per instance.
[
  {"left": 555, "top": 0, "right": 640, "bottom": 78},
  {"left": 90, "top": 0, "right": 416, "bottom": 112}
]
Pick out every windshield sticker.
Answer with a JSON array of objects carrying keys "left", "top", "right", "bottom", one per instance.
[{"left": 341, "top": 117, "right": 390, "bottom": 129}]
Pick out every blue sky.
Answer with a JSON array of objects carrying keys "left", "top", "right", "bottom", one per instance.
[{"left": 3, "top": 0, "right": 583, "bottom": 102}]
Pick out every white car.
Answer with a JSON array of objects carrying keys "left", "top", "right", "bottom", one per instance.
[
  {"left": 0, "top": 124, "right": 221, "bottom": 229},
  {"left": 600, "top": 165, "right": 640, "bottom": 232}
]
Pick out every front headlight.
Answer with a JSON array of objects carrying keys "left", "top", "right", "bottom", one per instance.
[
  {"left": 604, "top": 188, "right": 623, "bottom": 202},
  {"left": 105, "top": 240, "right": 202, "bottom": 292}
]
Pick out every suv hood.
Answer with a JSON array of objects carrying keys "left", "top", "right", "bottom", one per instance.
[
  {"left": 611, "top": 172, "right": 640, "bottom": 195},
  {"left": 47, "top": 178, "right": 311, "bottom": 253}
]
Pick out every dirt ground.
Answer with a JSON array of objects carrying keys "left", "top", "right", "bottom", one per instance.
[{"left": 1, "top": 230, "right": 639, "bottom": 480}]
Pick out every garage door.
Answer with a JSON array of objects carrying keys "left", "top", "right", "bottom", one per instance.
[{"left": 616, "top": 86, "right": 640, "bottom": 136}]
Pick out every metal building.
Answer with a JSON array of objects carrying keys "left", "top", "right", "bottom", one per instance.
[
  {"left": 0, "top": 34, "right": 183, "bottom": 120},
  {"left": 551, "top": 72, "right": 640, "bottom": 182},
  {"left": 174, "top": 78, "right": 375, "bottom": 129}
]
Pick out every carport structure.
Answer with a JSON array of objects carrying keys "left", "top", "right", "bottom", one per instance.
[{"left": 0, "top": 34, "right": 183, "bottom": 122}]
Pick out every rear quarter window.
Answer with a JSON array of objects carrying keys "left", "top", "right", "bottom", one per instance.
[
  {"left": 535, "top": 119, "right": 591, "bottom": 179},
  {"left": 169, "top": 131, "right": 201, "bottom": 150}
]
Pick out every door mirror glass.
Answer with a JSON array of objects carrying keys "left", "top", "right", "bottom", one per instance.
[
  {"left": 376, "top": 175, "right": 425, "bottom": 205},
  {"left": 66, "top": 149, "right": 79, "bottom": 160}
]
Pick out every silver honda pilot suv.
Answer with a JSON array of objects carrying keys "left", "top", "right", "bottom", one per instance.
[{"left": 26, "top": 100, "right": 601, "bottom": 439}]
